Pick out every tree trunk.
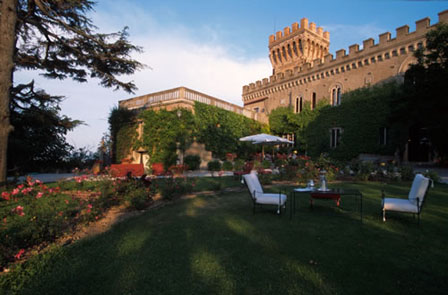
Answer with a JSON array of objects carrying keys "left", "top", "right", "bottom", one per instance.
[{"left": 0, "top": 0, "right": 18, "bottom": 184}]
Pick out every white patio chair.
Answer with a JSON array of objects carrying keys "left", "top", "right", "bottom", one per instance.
[
  {"left": 243, "top": 172, "right": 287, "bottom": 214},
  {"left": 382, "top": 174, "right": 432, "bottom": 223}
]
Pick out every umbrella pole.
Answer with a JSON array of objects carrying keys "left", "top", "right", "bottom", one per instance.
[{"left": 262, "top": 145, "right": 264, "bottom": 161}]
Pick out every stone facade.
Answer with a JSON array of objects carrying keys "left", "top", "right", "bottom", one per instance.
[
  {"left": 119, "top": 86, "right": 255, "bottom": 119},
  {"left": 242, "top": 10, "right": 448, "bottom": 124}
]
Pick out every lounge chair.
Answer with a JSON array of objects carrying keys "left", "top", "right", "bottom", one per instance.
[
  {"left": 382, "top": 174, "right": 432, "bottom": 223},
  {"left": 243, "top": 172, "right": 287, "bottom": 214}
]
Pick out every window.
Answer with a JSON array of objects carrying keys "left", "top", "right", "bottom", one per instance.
[
  {"left": 254, "top": 107, "right": 259, "bottom": 113},
  {"left": 400, "top": 47, "right": 406, "bottom": 55},
  {"left": 408, "top": 45, "right": 414, "bottom": 52},
  {"left": 330, "top": 128, "right": 342, "bottom": 148},
  {"left": 331, "top": 86, "right": 342, "bottom": 106},
  {"left": 312, "top": 92, "right": 317, "bottom": 110},
  {"left": 379, "top": 127, "right": 388, "bottom": 145},
  {"left": 385, "top": 52, "right": 390, "bottom": 59},
  {"left": 295, "top": 97, "right": 303, "bottom": 113},
  {"left": 371, "top": 57, "right": 376, "bottom": 63},
  {"left": 377, "top": 55, "right": 383, "bottom": 61},
  {"left": 392, "top": 50, "right": 398, "bottom": 57},
  {"left": 417, "top": 42, "right": 423, "bottom": 50}
]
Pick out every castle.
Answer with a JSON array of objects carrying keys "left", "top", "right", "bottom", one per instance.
[
  {"left": 242, "top": 10, "right": 448, "bottom": 124},
  {"left": 118, "top": 10, "right": 448, "bottom": 165}
]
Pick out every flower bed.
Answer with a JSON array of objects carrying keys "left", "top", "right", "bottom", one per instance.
[{"left": 0, "top": 176, "right": 155, "bottom": 270}]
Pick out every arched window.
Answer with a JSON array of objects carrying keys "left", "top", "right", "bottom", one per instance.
[{"left": 331, "top": 86, "right": 342, "bottom": 106}]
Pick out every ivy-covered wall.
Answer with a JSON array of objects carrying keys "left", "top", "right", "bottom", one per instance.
[
  {"left": 133, "top": 102, "right": 265, "bottom": 169},
  {"left": 194, "top": 102, "right": 266, "bottom": 159},
  {"left": 140, "top": 108, "right": 195, "bottom": 169},
  {"left": 305, "top": 82, "right": 403, "bottom": 160},
  {"left": 108, "top": 107, "right": 138, "bottom": 163}
]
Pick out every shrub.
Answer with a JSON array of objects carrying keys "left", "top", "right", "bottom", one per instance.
[
  {"left": 400, "top": 165, "right": 414, "bottom": 181},
  {"left": 262, "top": 160, "right": 271, "bottom": 169},
  {"left": 159, "top": 178, "right": 193, "bottom": 200},
  {"left": 222, "top": 161, "right": 233, "bottom": 171},
  {"left": 423, "top": 170, "right": 441, "bottom": 183},
  {"left": 127, "top": 187, "right": 150, "bottom": 210},
  {"left": 184, "top": 155, "right": 201, "bottom": 171},
  {"left": 207, "top": 160, "right": 221, "bottom": 172},
  {"left": 258, "top": 174, "right": 272, "bottom": 185},
  {"left": 274, "top": 158, "right": 287, "bottom": 168},
  {"left": 233, "top": 159, "right": 245, "bottom": 171}
]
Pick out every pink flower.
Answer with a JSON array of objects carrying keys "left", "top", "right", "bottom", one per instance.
[
  {"left": 86, "top": 209, "right": 91, "bottom": 213},
  {"left": 35, "top": 192, "right": 44, "bottom": 199},
  {"left": 65, "top": 199, "right": 69, "bottom": 204},
  {"left": 87, "top": 204, "right": 93, "bottom": 209},
  {"left": 1, "top": 191, "right": 10, "bottom": 200},
  {"left": 17, "top": 184, "right": 24, "bottom": 189},
  {"left": 12, "top": 205, "right": 25, "bottom": 216},
  {"left": 15, "top": 249, "right": 25, "bottom": 260},
  {"left": 11, "top": 188, "right": 20, "bottom": 195},
  {"left": 21, "top": 187, "right": 33, "bottom": 195},
  {"left": 35, "top": 179, "right": 42, "bottom": 185}
]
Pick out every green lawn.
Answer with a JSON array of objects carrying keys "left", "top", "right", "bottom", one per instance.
[{"left": 1, "top": 180, "right": 447, "bottom": 295}]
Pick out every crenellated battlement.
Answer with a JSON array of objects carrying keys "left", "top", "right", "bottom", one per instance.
[
  {"left": 268, "top": 18, "right": 330, "bottom": 74},
  {"left": 243, "top": 10, "right": 448, "bottom": 100},
  {"left": 269, "top": 18, "right": 330, "bottom": 45}
]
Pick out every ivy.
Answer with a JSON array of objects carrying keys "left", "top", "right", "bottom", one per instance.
[
  {"left": 139, "top": 109, "right": 195, "bottom": 169},
  {"left": 305, "top": 82, "right": 403, "bottom": 160},
  {"left": 108, "top": 107, "right": 138, "bottom": 163},
  {"left": 194, "top": 102, "right": 265, "bottom": 159}
]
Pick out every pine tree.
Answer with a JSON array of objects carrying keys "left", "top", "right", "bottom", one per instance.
[{"left": 0, "top": 0, "right": 143, "bottom": 183}]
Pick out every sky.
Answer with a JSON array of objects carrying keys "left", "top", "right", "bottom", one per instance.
[{"left": 15, "top": 0, "right": 448, "bottom": 151}]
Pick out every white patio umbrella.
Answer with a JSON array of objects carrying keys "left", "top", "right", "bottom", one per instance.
[{"left": 239, "top": 133, "right": 294, "bottom": 159}]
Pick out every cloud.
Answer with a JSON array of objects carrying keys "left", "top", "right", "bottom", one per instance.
[{"left": 14, "top": 4, "right": 272, "bottom": 149}]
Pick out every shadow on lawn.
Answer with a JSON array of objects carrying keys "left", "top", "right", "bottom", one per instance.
[{"left": 2, "top": 182, "right": 448, "bottom": 295}]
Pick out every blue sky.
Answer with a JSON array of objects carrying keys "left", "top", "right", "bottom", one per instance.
[{"left": 15, "top": 0, "right": 447, "bottom": 150}]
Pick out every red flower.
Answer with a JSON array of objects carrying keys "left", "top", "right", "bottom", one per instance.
[
  {"left": 12, "top": 205, "right": 25, "bottom": 216},
  {"left": 11, "top": 188, "right": 20, "bottom": 195},
  {"left": 15, "top": 249, "right": 25, "bottom": 260},
  {"left": 17, "top": 184, "right": 24, "bottom": 189},
  {"left": 1, "top": 191, "right": 10, "bottom": 200},
  {"left": 35, "top": 192, "right": 44, "bottom": 199}
]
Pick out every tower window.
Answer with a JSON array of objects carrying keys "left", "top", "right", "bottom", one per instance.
[{"left": 312, "top": 92, "right": 317, "bottom": 110}]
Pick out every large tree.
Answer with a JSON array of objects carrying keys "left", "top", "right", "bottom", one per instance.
[
  {"left": 0, "top": 0, "right": 142, "bottom": 183},
  {"left": 394, "top": 23, "right": 448, "bottom": 161}
]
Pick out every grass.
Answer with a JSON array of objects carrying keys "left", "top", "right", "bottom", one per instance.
[{"left": 1, "top": 180, "right": 447, "bottom": 295}]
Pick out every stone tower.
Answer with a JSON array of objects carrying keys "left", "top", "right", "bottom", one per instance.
[{"left": 269, "top": 18, "right": 330, "bottom": 74}]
